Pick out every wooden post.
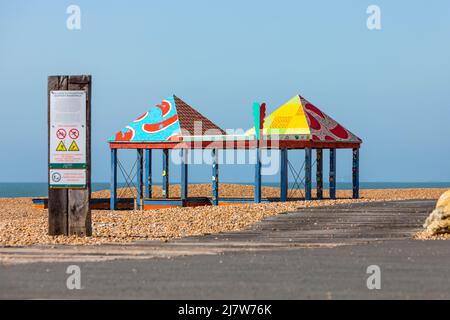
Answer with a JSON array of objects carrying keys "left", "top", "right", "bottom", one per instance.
[
  {"left": 145, "top": 149, "right": 152, "bottom": 198},
  {"left": 67, "top": 76, "right": 91, "bottom": 236},
  {"left": 162, "top": 149, "right": 169, "bottom": 198},
  {"left": 110, "top": 148, "right": 117, "bottom": 210},
  {"left": 212, "top": 149, "right": 219, "bottom": 206},
  {"left": 181, "top": 149, "right": 188, "bottom": 205},
  {"left": 254, "top": 148, "right": 262, "bottom": 203},
  {"left": 316, "top": 149, "right": 323, "bottom": 200},
  {"left": 136, "top": 149, "right": 143, "bottom": 210},
  {"left": 329, "top": 148, "right": 337, "bottom": 200},
  {"left": 48, "top": 76, "right": 68, "bottom": 235},
  {"left": 280, "top": 149, "right": 288, "bottom": 202},
  {"left": 305, "top": 148, "right": 312, "bottom": 200},
  {"left": 352, "top": 148, "right": 360, "bottom": 199},
  {"left": 48, "top": 75, "right": 92, "bottom": 236}
]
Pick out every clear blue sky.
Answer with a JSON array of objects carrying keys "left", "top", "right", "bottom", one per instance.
[{"left": 1, "top": 0, "right": 449, "bottom": 183}]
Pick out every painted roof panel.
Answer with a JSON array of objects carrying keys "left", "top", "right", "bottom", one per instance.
[
  {"left": 110, "top": 95, "right": 224, "bottom": 142},
  {"left": 246, "top": 95, "right": 361, "bottom": 143},
  {"left": 299, "top": 95, "right": 361, "bottom": 143}
]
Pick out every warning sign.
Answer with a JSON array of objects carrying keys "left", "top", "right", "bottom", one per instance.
[
  {"left": 49, "top": 91, "right": 86, "bottom": 169},
  {"left": 69, "top": 128, "right": 79, "bottom": 140},
  {"left": 68, "top": 140, "right": 79, "bottom": 152},
  {"left": 56, "top": 129, "right": 66, "bottom": 139},
  {"left": 49, "top": 169, "right": 86, "bottom": 188},
  {"left": 56, "top": 141, "right": 67, "bottom": 151}
]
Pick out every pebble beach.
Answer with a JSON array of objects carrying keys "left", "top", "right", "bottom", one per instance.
[{"left": 0, "top": 184, "right": 447, "bottom": 246}]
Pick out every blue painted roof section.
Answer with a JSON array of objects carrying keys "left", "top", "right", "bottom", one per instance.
[{"left": 109, "top": 95, "right": 182, "bottom": 142}]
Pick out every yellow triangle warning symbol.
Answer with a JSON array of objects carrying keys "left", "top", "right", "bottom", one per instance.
[
  {"left": 68, "top": 140, "right": 80, "bottom": 152},
  {"left": 56, "top": 141, "right": 67, "bottom": 151}
]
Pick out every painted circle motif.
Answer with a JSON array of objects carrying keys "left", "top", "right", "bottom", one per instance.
[
  {"left": 156, "top": 100, "right": 172, "bottom": 117},
  {"left": 305, "top": 111, "right": 321, "bottom": 130},
  {"left": 330, "top": 124, "right": 349, "bottom": 139},
  {"left": 304, "top": 103, "right": 325, "bottom": 118},
  {"left": 167, "top": 134, "right": 182, "bottom": 141},
  {"left": 134, "top": 111, "right": 149, "bottom": 122},
  {"left": 115, "top": 126, "right": 135, "bottom": 141},
  {"left": 142, "top": 114, "right": 179, "bottom": 133}
]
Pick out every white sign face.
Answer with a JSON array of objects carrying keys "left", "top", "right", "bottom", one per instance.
[
  {"left": 50, "top": 91, "right": 86, "bottom": 168},
  {"left": 49, "top": 169, "right": 86, "bottom": 188}
]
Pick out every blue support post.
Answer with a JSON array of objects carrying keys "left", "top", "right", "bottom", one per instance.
[
  {"left": 254, "top": 148, "right": 262, "bottom": 203},
  {"left": 162, "top": 149, "right": 169, "bottom": 198},
  {"left": 305, "top": 148, "right": 312, "bottom": 200},
  {"left": 136, "top": 149, "right": 143, "bottom": 210},
  {"left": 329, "top": 148, "right": 337, "bottom": 199},
  {"left": 110, "top": 149, "right": 117, "bottom": 210},
  {"left": 145, "top": 149, "right": 152, "bottom": 199},
  {"left": 280, "top": 149, "right": 288, "bottom": 202},
  {"left": 352, "top": 148, "right": 360, "bottom": 199},
  {"left": 212, "top": 149, "right": 219, "bottom": 206},
  {"left": 316, "top": 149, "right": 323, "bottom": 200},
  {"left": 181, "top": 149, "right": 188, "bottom": 205}
]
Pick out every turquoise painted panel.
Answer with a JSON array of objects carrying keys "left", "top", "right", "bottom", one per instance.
[{"left": 109, "top": 95, "right": 181, "bottom": 142}]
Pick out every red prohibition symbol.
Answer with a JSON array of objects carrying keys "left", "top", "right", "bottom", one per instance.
[
  {"left": 69, "top": 128, "right": 80, "bottom": 140},
  {"left": 56, "top": 129, "right": 66, "bottom": 139}
]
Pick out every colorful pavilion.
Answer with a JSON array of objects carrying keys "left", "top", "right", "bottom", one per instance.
[{"left": 108, "top": 94, "right": 362, "bottom": 210}]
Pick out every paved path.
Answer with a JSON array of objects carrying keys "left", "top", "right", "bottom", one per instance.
[
  {"left": 2, "top": 199, "right": 449, "bottom": 299},
  {"left": 0, "top": 200, "right": 434, "bottom": 264},
  {"left": 177, "top": 199, "right": 433, "bottom": 244}
]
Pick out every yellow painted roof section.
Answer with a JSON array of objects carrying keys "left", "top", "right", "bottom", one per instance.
[{"left": 246, "top": 95, "right": 311, "bottom": 135}]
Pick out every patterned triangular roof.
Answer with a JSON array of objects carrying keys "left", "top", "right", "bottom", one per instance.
[
  {"left": 247, "top": 95, "right": 361, "bottom": 143},
  {"left": 110, "top": 95, "right": 224, "bottom": 142}
]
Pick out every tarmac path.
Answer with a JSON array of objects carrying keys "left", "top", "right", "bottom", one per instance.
[{"left": 2, "top": 200, "right": 449, "bottom": 299}]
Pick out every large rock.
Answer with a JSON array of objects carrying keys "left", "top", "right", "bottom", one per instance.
[{"left": 423, "top": 190, "right": 450, "bottom": 234}]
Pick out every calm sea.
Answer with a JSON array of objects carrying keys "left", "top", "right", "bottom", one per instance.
[{"left": 1, "top": 182, "right": 450, "bottom": 198}]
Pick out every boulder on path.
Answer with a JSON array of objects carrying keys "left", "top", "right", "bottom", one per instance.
[{"left": 423, "top": 190, "right": 450, "bottom": 234}]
